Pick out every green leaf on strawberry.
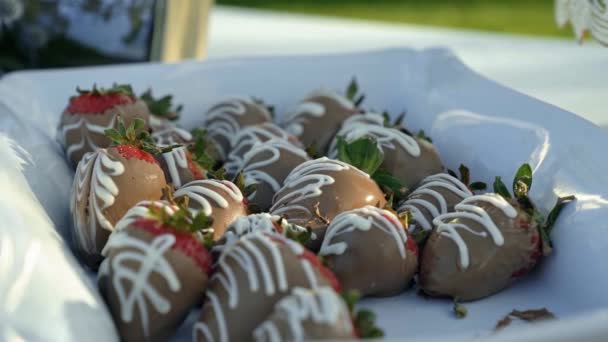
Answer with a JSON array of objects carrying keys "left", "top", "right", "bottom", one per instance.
[
  {"left": 341, "top": 290, "right": 384, "bottom": 339},
  {"left": 453, "top": 298, "right": 468, "bottom": 319},
  {"left": 305, "top": 142, "right": 322, "bottom": 159},
  {"left": 447, "top": 164, "right": 487, "bottom": 192},
  {"left": 190, "top": 128, "right": 217, "bottom": 171},
  {"left": 337, "top": 135, "right": 408, "bottom": 201},
  {"left": 140, "top": 89, "right": 182, "bottom": 121},
  {"left": 416, "top": 130, "right": 433, "bottom": 143},
  {"left": 278, "top": 217, "right": 313, "bottom": 245},
  {"left": 337, "top": 136, "right": 383, "bottom": 175},
  {"left": 76, "top": 83, "right": 135, "bottom": 97},
  {"left": 105, "top": 116, "right": 181, "bottom": 155},
  {"left": 493, "top": 176, "right": 512, "bottom": 199},
  {"left": 492, "top": 163, "right": 575, "bottom": 256},
  {"left": 152, "top": 187, "right": 215, "bottom": 249},
  {"left": 540, "top": 195, "right": 576, "bottom": 255},
  {"left": 234, "top": 172, "right": 257, "bottom": 198},
  {"left": 512, "top": 163, "right": 533, "bottom": 199},
  {"left": 345, "top": 77, "right": 365, "bottom": 108}
]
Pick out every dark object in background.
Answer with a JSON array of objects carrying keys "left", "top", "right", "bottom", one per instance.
[{"left": 0, "top": 0, "right": 156, "bottom": 73}]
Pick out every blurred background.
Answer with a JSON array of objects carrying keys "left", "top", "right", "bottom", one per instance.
[
  {"left": 218, "top": 0, "right": 567, "bottom": 38},
  {"left": 0, "top": 0, "right": 575, "bottom": 73}
]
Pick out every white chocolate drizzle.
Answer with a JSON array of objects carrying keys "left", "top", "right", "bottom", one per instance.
[
  {"left": 327, "top": 112, "right": 385, "bottom": 154},
  {"left": 319, "top": 206, "right": 409, "bottom": 259},
  {"left": 152, "top": 125, "right": 195, "bottom": 189},
  {"left": 71, "top": 149, "right": 125, "bottom": 254},
  {"left": 212, "top": 213, "right": 280, "bottom": 255},
  {"left": 193, "top": 233, "right": 321, "bottom": 342},
  {"left": 161, "top": 146, "right": 190, "bottom": 188},
  {"left": 114, "top": 200, "right": 177, "bottom": 232},
  {"left": 253, "top": 287, "right": 354, "bottom": 342},
  {"left": 329, "top": 123, "right": 420, "bottom": 158},
  {"left": 223, "top": 123, "right": 291, "bottom": 176},
  {"left": 203, "top": 98, "right": 271, "bottom": 159},
  {"left": 98, "top": 232, "right": 180, "bottom": 338},
  {"left": 270, "top": 158, "right": 367, "bottom": 218},
  {"left": 151, "top": 125, "right": 192, "bottom": 146},
  {"left": 174, "top": 179, "right": 244, "bottom": 216},
  {"left": 242, "top": 139, "right": 309, "bottom": 200},
  {"left": 397, "top": 173, "right": 473, "bottom": 231},
  {"left": 283, "top": 88, "right": 354, "bottom": 137},
  {"left": 61, "top": 114, "right": 117, "bottom": 161},
  {"left": 433, "top": 193, "right": 517, "bottom": 269}
]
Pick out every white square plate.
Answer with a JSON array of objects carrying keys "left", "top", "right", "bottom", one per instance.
[{"left": 1, "top": 48, "right": 608, "bottom": 341}]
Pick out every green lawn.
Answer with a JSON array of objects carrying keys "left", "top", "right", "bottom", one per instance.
[{"left": 217, "top": 0, "right": 572, "bottom": 38}]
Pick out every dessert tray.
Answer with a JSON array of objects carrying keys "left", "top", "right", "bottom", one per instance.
[{"left": 1, "top": 47, "right": 608, "bottom": 341}]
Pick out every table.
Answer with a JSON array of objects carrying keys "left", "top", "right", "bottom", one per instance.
[{"left": 207, "top": 6, "right": 608, "bottom": 127}]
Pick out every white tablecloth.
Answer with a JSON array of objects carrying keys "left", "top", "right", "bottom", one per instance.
[{"left": 207, "top": 6, "right": 608, "bottom": 127}]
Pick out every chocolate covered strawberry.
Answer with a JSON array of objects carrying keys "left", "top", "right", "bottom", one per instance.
[
  {"left": 238, "top": 139, "right": 310, "bottom": 212},
  {"left": 113, "top": 200, "right": 177, "bottom": 232},
  {"left": 281, "top": 79, "right": 362, "bottom": 154},
  {"left": 70, "top": 118, "right": 169, "bottom": 269},
  {"left": 397, "top": 165, "right": 487, "bottom": 241},
  {"left": 420, "top": 164, "right": 575, "bottom": 301},
  {"left": 270, "top": 157, "right": 387, "bottom": 251},
  {"left": 254, "top": 287, "right": 356, "bottom": 341},
  {"left": 329, "top": 118, "right": 443, "bottom": 191},
  {"left": 223, "top": 123, "right": 299, "bottom": 177},
  {"left": 58, "top": 84, "right": 151, "bottom": 167},
  {"left": 173, "top": 179, "right": 247, "bottom": 240},
  {"left": 155, "top": 129, "right": 217, "bottom": 189},
  {"left": 99, "top": 202, "right": 213, "bottom": 342},
  {"left": 212, "top": 213, "right": 311, "bottom": 259},
  {"left": 319, "top": 206, "right": 418, "bottom": 297},
  {"left": 200, "top": 97, "right": 273, "bottom": 161},
  {"left": 193, "top": 232, "right": 340, "bottom": 342}
]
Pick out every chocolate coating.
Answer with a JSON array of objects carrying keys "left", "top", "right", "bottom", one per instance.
[
  {"left": 270, "top": 158, "right": 387, "bottom": 250},
  {"left": 99, "top": 226, "right": 208, "bottom": 342},
  {"left": 212, "top": 213, "right": 309, "bottom": 260},
  {"left": 319, "top": 206, "right": 418, "bottom": 297},
  {"left": 254, "top": 287, "right": 355, "bottom": 341},
  {"left": 397, "top": 173, "right": 472, "bottom": 233},
  {"left": 223, "top": 122, "right": 297, "bottom": 177},
  {"left": 201, "top": 97, "right": 272, "bottom": 161},
  {"left": 329, "top": 124, "right": 443, "bottom": 191},
  {"left": 193, "top": 232, "right": 334, "bottom": 342},
  {"left": 59, "top": 100, "right": 150, "bottom": 167},
  {"left": 70, "top": 148, "right": 166, "bottom": 269},
  {"left": 241, "top": 139, "right": 310, "bottom": 212},
  {"left": 282, "top": 89, "right": 357, "bottom": 153},
  {"left": 420, "top": 194, "right": 539, "bottom": 301},
  {"left": 156, "top": 147, "right": 206, "bottom": 189},
  {"left": 173, "top": 179, "right": 247, "bottom": 240}
]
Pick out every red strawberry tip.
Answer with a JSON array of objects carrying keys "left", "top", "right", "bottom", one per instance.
[
  {"left": 132, "top": 218, "right": 212, "bottom": 274},
  {"left": 115, "top": 144, "right": 158, "bottom": 164}
]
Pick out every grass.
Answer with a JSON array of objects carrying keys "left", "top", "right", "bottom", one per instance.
[{"left": 217, "top": 0, "right": 573, "bottom": 38}]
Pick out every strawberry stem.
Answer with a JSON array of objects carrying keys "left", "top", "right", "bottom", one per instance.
[
  {"left": 337, "top": 136, "right": 408, "bottom": 201},
  {"left": 140, "top": 88, "right": 182, "bottom": 120},
  {"left": 345, "top": 77, "right": 365, "bottom": 108},
  {"left": 234, "top": 172, "right": 257, "bottom": 198},
  {"left": 341, "top": 290, "right": 384, "bottom": 338},
  {"left": 277, "top": 217, "right": 312, "bottom": 245},
  {"left": 190, "top": 128, "right": 218, "bottom": 171},
  {"left": 77, "top": 83, "right": 134, "bottom": 97},
  {"left": 105, "top": 116, "right": 181, "bottom": 155},
  {"left": 453, "top": 298, "right": 468, "bottom": 318},
  {"left": 539, "top": 195, "right": 575, "bottom": 256},
  {"left": 148, "top": 197, "right": 215, "bottom": 249}
]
